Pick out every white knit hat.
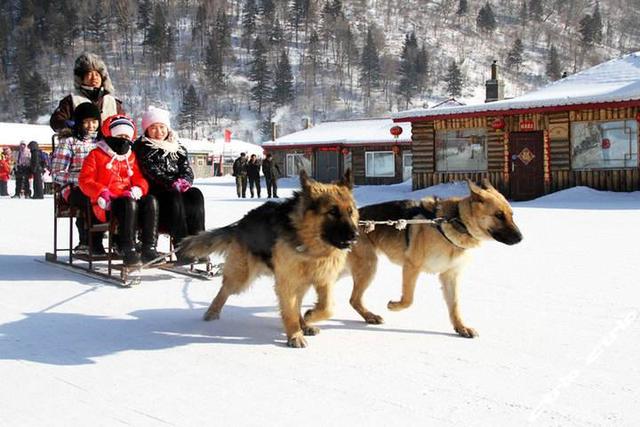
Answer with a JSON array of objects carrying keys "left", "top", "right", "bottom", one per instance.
[{"left": 142, "top": 106, "right": 171, "bottom": 134}]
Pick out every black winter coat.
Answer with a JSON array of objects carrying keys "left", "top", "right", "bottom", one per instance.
[
  {"left": 261, "top": 158, "right": 281, "bottom": 179},
  {"left": 133, "top": 135, "right": 194, "bottom": 192},
  {"left": 232, "top": 157, "right": 248, "bottom": 177},
  {"left": 247, "top": 160, "right": 261, "bottom": 179}
]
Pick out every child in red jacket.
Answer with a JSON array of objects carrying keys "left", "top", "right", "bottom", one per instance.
[
  {"left": 0, "top": 147, "right": 11, "bottom": 196},
  {"left": 79, "top": 115, "right": 160, "bottom": 266}
]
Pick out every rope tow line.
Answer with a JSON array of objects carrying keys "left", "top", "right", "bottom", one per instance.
[{"left": 358, "top": 218, "right": 448, "bottom": 233}]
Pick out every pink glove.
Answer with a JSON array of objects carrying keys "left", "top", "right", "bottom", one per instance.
[
  {"left": 122, "top": 186, "right": 143, "bottom": 200},
  {"left": 172, "top": 178, "right": 191, "bottom": 193},
  {"left": 97, "top": 189, "right": 114, "bottom": 210}
]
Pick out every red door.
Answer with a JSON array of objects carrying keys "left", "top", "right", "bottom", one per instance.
[{"left": 509, "top": 131, "right": 544, "bottom": 201}]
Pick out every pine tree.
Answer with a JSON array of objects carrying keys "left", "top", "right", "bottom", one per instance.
[
  {"left": 519, "top": 1, "right": 528, "bottom": 28},
  {"left": 397, "top": 32, "right": 419, "bottom": 108},
  {"left": 591, "top": 1, "right": 603, "bottom": 44},
  {"left": 269, "top": 19, "right": 285, "bottom": 49},
  {"left": 506, "top": 38, "right": 524, "bottom": 71},
  {"left": 260, "top": 0, "right": 276, "bottom": 37},
  {"left": 477, "top": 3, "right": 497, "bottom": 33},
  {"left": 249, "top": 38, "right": 272, "bottom": 113},
  {"left": 86, "top": 3, "right": 109, "bottom": 45},
  {"left": 546, "top": 44, "right": 562, "bottom": 81},
  {"left": 360, "top": 27, "right": 380, "bottom": 110},
  {"left": 446, "top": 60, "right": 463, "bottom": 98},
  {"left": 529, "top": 0, "right": 543, "bottom": 22},
  {"left": 241, "top": 0, "right": 258, "bottom": 51},
  {"left": 415, "top": 44, "right": 429, "bottom": 94},
  {"left": 290, "top": 0, "right": 306, "bottom": 46},
  {"left": 456, "top": 0, "right": 468, "bottom": 17},
  {"left": 272, "top": 50, "right": 294, "bottom": 106},
  {"left": 178, "top": 85, "right": 203, "bottom": 139},
  {"left": 21, "top": 71, "right": 50, "bottom": 122}
]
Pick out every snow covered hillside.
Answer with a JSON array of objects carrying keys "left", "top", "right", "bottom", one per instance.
[{"left": 1, "top": 178, "right": 639, "bottom": 425}]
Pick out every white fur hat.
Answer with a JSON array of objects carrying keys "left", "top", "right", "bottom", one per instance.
[{"left": 142, "top": 106, "right": 172, "bottom": 134}]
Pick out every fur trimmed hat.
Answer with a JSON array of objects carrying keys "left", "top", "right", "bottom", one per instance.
[
  {"left": 73, "top": 102, "right": 102, "bottom": 126},
  {"left": 141, "top": 106, "right": 172, "bottom": 134},
  {"left": 73, "top": 52, "right": 115, "bottom": 94}
]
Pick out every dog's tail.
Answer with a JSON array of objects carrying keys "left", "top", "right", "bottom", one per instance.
[{"left": 177, "top": 224, "right": 236, "bottom": 259}]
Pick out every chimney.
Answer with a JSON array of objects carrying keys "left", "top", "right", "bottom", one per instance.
[
  {"left": 271, "top": 122, "right": 278, "bottom": 141},
  {"left": 302, "top": 117, "right": 311, "bottom": 129},
  {"left": 485, "top": 60, "right": 504, "bottom": 103}
]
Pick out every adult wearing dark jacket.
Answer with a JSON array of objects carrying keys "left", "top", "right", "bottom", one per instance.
[
  {"left": 50, "top": 52, "right": 125, "bottom": 133},
  {"left": 133, "top": 106, "right": 205, "bottom": 259},
  {"left": 247, "top": 154, "right": 261, "bottom": 198},
  {"left": 13, "top": 142, "right": 31, "bottom": 198},
  {"left": 28, "top": 141, "right": 44, "bottom": 199},
  {"left": 232, "top": 152, "right": 248, "bottom": 198},
  {"left": 262, "top": 153, "right": 281, "bottom": 198}
]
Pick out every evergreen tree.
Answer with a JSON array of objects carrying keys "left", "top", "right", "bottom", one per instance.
[
  {"left": 397, "top": 32, "right": 418, "bottom": 108},
  {"left": 591, "top": 1, "right": 603, "bottom": 44},
  {"left": 21, "top": 71, "right": 50, "bottom": 122},
  {"left": 304, "top": 30, "right": 321, "bottom": 90},
  {"left": 272, "top": 50, "right": 294, "bottom": 106},
  {"left": 546, "top": 44, "right": 562, "bottom": 81},
  {"left": 360, "top": 27, "right": 380, "bottom": 110},
  {"left": 249, "top": 38, "right": 272, "bottom": 113},
  {"left": 178, "top": 85, "right": 203, "bottom": 139},
  {"left": 529, "top": 0, "right": 543, "bottom": 22},
  {"left": 477, "top": 3, "right": 497, "bottom": 33},
  {"left": 241, "top": 0, "right": 258, "bottom": 51},
  {"left": 86, "top": 3, "right": 109, "bottom": 44},
  {"left": 415, "top": 44, "right": 429, "bottom": 94},
  {"left": 260, "top": 0, "right": 276, "bottom": 37},
  {"left": 446, "top": 60, "right": 463, "bottom": 98},
  {"left": 519, "top": 1, "right": 528, "bottom": 28},
  {"left": 269, "top": 19, "right": 285, "bottom": 49},
  {"left": 290, "top": 0, "right": 307, "bottom": 45},
  {"left": 506, "top": 38, "right": 524, "bottom": 71},
  {"left": 456, "top": 0, "right": 468, "bottom": 17}
]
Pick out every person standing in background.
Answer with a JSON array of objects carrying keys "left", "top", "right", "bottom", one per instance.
[
  {"left": 247, "top": 154, "right": 261, "bottom": 198},
  {"left": 28, "top": 141, "right": 44, "bottom": 199},
  {"left": 262, "top": 153, "right": 281, "bottom": 198},
  {"left": 232, "top": 152, "right": 248, "bottom": 198},
  {"left": 13, "top": 142, "right": 31, "bottom": 198}
]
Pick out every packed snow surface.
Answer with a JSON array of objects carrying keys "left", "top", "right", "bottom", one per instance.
[{"left": 1, "top": 177, "right": 639, "bottom": 426}]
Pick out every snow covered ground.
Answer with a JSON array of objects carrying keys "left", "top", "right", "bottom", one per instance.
[{"left": 1, "top": 177, "right": 639, "bottom": 426}]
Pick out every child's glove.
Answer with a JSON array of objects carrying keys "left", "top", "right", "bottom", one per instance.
[
  {"left": 97, "top": 189, "right": 113, "bottom": 210},
  {"left": 172, "top": 178, "right": 191, "bottom": 193},
  {"left": 122, "top": 186, "right": 143, "bottom": 200}
]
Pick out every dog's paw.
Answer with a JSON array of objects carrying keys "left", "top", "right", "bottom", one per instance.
[
  {"left": 387, "top": 300, "right": 410, "bottom": 311},
  {"left": 455, "top": 325, "right": 478, "bottom": 338},
  {"left": 302, "top": 325, "right": 320, "bottom": 336},
  {"left": 303, "top": 308, "right": 316, "bottom": 322},
  {"left": 364, "top": 313, "right": 384, "bottom": 324},
  {"left": 203, "top": 310, "right": 220, "bottom": 321},
  {"left": 287, "top": 333, "right": 308, "bottom": 348}
]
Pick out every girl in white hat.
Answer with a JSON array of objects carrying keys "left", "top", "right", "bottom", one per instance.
[{"left": 133, "top": 106, "right": 205, "bottom": 264}]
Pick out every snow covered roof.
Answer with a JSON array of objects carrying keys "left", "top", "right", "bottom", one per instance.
[
  {"left": 0, "top": 122, "right": 55, "bottom": 149},
  {"left": 179, "top": 138, "right": 264, "bottom": 157},
  {"left": 395, "top": 51, "right": 640, "bottom": 121},
  {"left": 262, "top": 118, "right": 411, "bottom": 148}
]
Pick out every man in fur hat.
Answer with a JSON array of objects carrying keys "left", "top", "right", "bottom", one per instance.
[{"left": 49, "top": 52, "right": 125, "bottom": 133}]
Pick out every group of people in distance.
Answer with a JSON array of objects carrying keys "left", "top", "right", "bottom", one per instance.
[
  {"left": 232, "top": 152, "right": 281, "bottom": 199},
  {"left": 0, "top": 138, "right": 50, "bottom": 199},
  {"left": 50, "top": 52, "right": 205, "bottom": 266}
]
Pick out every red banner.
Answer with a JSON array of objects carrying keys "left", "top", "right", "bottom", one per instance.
[{"left": 224, "top": 129, "right": 232, "bottom": 143}]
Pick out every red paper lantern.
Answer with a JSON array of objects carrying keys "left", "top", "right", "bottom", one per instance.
[
  {"left": 390, "top": 125, "right": 403, "bottom": 137},
  {"left": 491, "top": 118, "right": 505, "bottom": 130}
]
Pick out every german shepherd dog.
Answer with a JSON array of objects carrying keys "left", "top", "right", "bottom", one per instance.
[
  {"left": 347, "top": 180, "right": 522, "bottom": 338},
  {"left": 177, "top": 171, "right": 359, "bottom": 348}
]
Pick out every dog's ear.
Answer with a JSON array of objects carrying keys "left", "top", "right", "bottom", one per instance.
[
  {"left": 300, "top": 169, "right": 314, "bottom": 196},
  {"left": 337, "top": 168, "right": 353, "bottom": 190},
  {"left": 480, "top": 178, "right": 495, "bottom": 192},
  {"left": 467, "top": 179, "right": 484, "bottom": 202}
]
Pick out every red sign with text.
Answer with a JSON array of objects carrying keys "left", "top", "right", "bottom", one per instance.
[{"left": 519, "top": 120, "right": 535, "bottom": 131}]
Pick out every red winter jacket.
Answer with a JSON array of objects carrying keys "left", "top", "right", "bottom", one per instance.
[
  {"left": 79, "top": 140, "right": 149, "bottom": 222},
  {"left": 0, "top": 158, "right": 10, "bottom": 181}
]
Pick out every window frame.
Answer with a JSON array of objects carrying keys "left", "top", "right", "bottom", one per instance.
[
  {"left": 570, "top": 119, "right": 639, "bottom": 171},
  {"left": 365, "top": 150, "right": 396, "bottom": 178},
  {"left": 435, "top": 128, "right": 488, "bottom": 173}
]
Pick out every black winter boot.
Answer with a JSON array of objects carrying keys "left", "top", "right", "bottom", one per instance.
[
  {"left": 140, "top": 195, "right": 161, "bottom": 264},
  {"left": 113, "top": 198, "right": 141, "bottom": 266},
  {"left": 122, "top": 246, "right": 141, "bottom": 266}
]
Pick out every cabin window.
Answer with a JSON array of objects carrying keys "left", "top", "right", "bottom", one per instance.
[
  {"left": 365, "top": 151, "right": 395, "bottom": 177},
  {"left": 286, "top": 153, "right": 311, "bottom": 176},
  {"left": 435, "top": 129, "right": 488, "bottom": 172},
  {"left": 571, "top": 120, "right": 638, "bottom": 169}
]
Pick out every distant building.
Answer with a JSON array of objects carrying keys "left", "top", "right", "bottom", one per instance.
[
  {"left": 179, "top": 138, "right": 263, "bottom": 178},
  {"left": 394, "top": 53, "right": 640, "bottom": 200},
  {"left": 0, "top": 122, "right": 55, "bottom": 154},
  {"left": 262, "top": 118, "right": 412, "bottom": 185}
]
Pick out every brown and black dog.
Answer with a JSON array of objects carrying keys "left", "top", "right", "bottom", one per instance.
[
  {"left": 177, "top": 170, "right": 359, "bottom": 348},
  {"left": 347, "top": 179, "right": 522, "bottom": 338}
]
